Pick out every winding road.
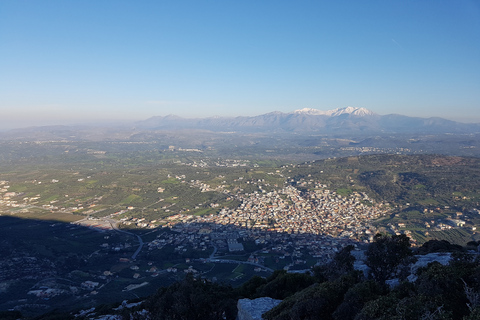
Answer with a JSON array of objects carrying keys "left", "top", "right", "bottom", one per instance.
[
  {"left": 104, "top": 218, "right": 144, "bottom": 260},
  {"left": 202, "top": 244, "right": 274, "bottom": 272}
]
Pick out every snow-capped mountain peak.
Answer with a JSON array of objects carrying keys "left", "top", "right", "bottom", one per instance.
[
  {"left": 292, "top": 108, "right": 329, "bottom": 115},
  {"left": 293, "top": 107, "right": 375, "bottom": 117},
  {"left": 328, "top": 107, "right": 375, "bottom": 116}
]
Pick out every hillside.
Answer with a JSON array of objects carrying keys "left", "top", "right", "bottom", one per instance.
[
  {"left": 1, "top": 153, "right": 480, "bottom": 317},
  {"left": 291, "top": 154, "right": 480, "bottom": 206},
  {"left": 19, "top": 236, "right": 480, "bottom": 320}
]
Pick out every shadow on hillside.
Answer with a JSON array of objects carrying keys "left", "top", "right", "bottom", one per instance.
[{"left": 0, "top": 214, "right": 365, "bottom": 317}]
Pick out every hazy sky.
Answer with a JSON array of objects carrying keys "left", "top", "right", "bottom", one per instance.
[{"left": 1, "top": 1, "right": 479, "bottom": 129}]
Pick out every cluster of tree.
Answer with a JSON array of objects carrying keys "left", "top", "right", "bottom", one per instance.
[
  {"left": 29, "top": 235, "right": 480, "bottom": 320},
  {"left": 263, "top": 235, "right": 480, "bottom": 320}
]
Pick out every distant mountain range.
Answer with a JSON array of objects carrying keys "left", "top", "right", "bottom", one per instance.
[
  {"left": 1, "top": 107, "right": 479, "bottom": 142},
  {"left": 135, "top": 107, "right": 480, "bottom": 134}
]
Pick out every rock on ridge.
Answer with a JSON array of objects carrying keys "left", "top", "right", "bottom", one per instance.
[{"left": 237, "top": 297, "right": 282, "bottom": 320}]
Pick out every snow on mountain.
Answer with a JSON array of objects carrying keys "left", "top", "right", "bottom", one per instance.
[
  {"left": 292, "top": 108, "right": 330, "bottom": 116},
  {"left": 329, "top": 107, "right": 376, "bottom": 116},
  {"left": 293, "top": 107, "right": 375, "bottom": 117}
]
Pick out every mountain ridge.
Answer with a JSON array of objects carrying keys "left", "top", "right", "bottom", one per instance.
[
  {"left": 292, "top": 106, "right": 376, "bottom": 117},
  {"left": 135, "top": 107, "right": 480, "bottom": 134},
  {"left": 1, "top": 107, "right": 479, "bottom": 140}
]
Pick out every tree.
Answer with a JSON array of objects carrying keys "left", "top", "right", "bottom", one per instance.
[
  {"left": 365, "top": 234, "right": 413, "bottom": 284},
  {"left": 416, "top": 261, "right": 469, "bottom": 319},
  {"left": 236, "top": 275, "right": 267, "bottom": 298},
  {"left": 146, "top": 274, "right": 237, "bottom": 320},
  {"left": 417, "top": 239, "right": 464, "bottom": 254},
  {"left": 333, "top": 244, "right": 356, "bottom": 273},
  {"left": 332, "top": 280, "right": 382, "bottom": 320},
  {"left": 313, "top": 244, "right": 356, "bottom": 281},
  {"left": 263, "top": 272, "right": 360, "bottom": 320},
  {"left": 254, "top": 270, "right": 316, "bottom": 300},
  {"left": 0, "top": 311, "right": 23, "bottom": 320}
]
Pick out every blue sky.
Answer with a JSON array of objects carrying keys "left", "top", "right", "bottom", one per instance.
[{"left": 1, "top": 1, "right": 479, "bottom": 128}]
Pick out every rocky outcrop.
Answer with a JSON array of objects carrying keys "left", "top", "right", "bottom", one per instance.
[{"left": 237, "top": 297, "right": 282, "bottom": 320}]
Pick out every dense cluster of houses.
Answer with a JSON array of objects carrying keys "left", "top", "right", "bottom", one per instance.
[
  {"left": 147, "top": 181, "right": 391, "bottom": 266},
  {"left": 193, "top": 182, "right": 389, "bottom": 242}
]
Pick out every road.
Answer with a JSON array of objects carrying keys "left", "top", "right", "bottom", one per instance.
[
  {"left": 205, "top": 244, "right": 273, "bottom": 272},
  {"left": 104, "top": 218, "right": 144, "bottom": 260},
  {"left": 198, "top": 257, "right": 274, "bottom": 273},
  {"left": 209, "top": 244, "right": 218, "bottom": 259}
]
